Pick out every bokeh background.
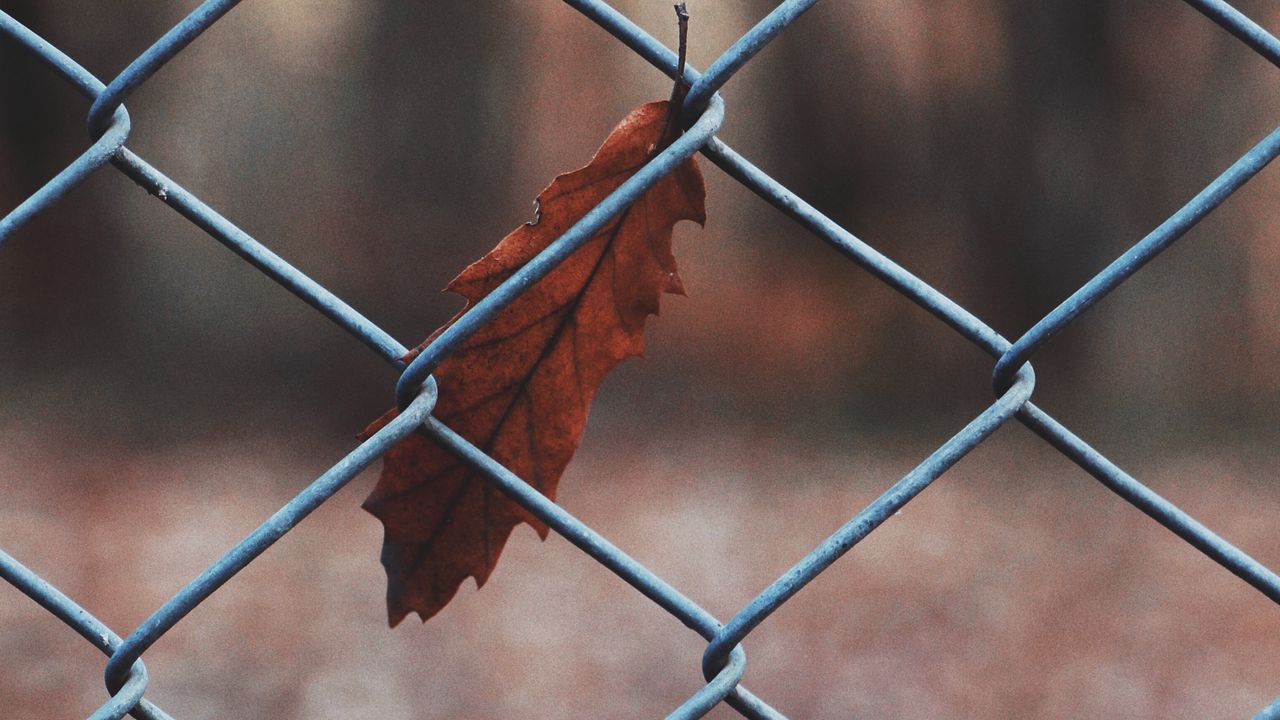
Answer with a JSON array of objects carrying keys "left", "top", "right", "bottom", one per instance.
[{"left": 3, "top": 1, "right": 1280, "bottom": 717}]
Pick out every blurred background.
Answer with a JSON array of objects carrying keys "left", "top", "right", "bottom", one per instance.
[{"left": 2, "top": 1, "right": 1280, "bottom": 717}]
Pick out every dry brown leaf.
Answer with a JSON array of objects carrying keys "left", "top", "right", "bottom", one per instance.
[{"left": 361, "top": 100, "right": 705, "bottom": 625}]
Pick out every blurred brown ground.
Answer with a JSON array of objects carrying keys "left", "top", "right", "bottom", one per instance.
[{"left": 2, "top": 1, "right": 1280, "bottom": 717}]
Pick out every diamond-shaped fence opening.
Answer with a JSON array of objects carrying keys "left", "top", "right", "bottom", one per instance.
[{"left": 2, "top": 1, "right": 1280, "bottom": 717}]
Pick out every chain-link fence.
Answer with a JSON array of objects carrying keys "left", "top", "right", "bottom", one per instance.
[{"left": 3, "top": 0, "right": 1280, "bottom": 717}]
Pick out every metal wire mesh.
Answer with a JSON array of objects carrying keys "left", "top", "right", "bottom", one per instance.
[{"left": 2, "top": 1, "right": 1279, "bottom": 717}]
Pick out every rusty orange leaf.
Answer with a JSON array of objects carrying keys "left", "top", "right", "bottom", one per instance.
[{"left": 361, "top": 100, "right": 705, "bottom": 625}]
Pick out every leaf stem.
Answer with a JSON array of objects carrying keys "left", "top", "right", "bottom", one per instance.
[{"left": 659, "top": 3, "right": 691, "bottom": 149}]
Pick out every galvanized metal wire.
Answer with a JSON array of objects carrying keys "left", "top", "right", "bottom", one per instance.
[{"left": 2, "top": 1, "right": 1279, "bottom": 717}]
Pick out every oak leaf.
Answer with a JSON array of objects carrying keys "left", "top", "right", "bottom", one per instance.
[{"left": 361, "top": 100, "right": 705, "bottom": 626}]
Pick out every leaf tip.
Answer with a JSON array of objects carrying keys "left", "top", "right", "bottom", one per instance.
[{"left": 666, "top": 270, "right": 686, "bottom": 297}]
